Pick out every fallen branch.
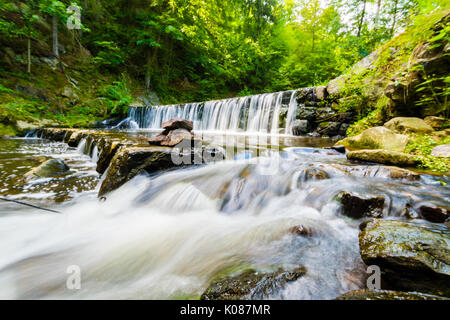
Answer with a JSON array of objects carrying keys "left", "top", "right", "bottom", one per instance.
[{"left": 0, "top": 197, "right": 62, "bottom": 214}]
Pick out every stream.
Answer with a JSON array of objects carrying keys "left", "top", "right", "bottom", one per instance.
[{"left": 0, "top": 131, "right": 448, "bottom": 299}]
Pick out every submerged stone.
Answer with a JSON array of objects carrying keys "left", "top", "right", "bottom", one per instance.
[
  {"left": 359, "top": 219, "right": 450, "bottom": 297},
  {"left": 26, "top": 159, "right": 70, "bottom": 178}
]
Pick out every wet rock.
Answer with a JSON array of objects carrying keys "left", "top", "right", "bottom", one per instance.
[
  {"left": 161, "top": 118, "right": 193, "bottom": 131},
  {"left": 431, "top": 144, "right": 450, "bottom": 158},
  {"left": 338, "top": 123, "right": 350, "bottom": 136},
  {"left": 301, "top": 168, "right": 329, "bottom": 181},
  {"left": 26, "top": 159, "right": 70, "bottom": 178},
  {"left": 96, "top": 140, "right": 123, "bottom": 174},
  {"left": 330, "top": 164, "right": 420, "bottom": 181},
  {"left": 425, "top": 116, "right": 449, "bottom": 130},
  {"left": 337, "top": 192, "right": 385, "bottom": 219},
  {"left": 347, "top": 150, "right": 418, "bottom": 167},
  {"left": 327, "top": 145, "right": 346, "bottom": 154},
  {"left": 296, "top": 107, "right": 316, "bottom": 122},
  {"left": 292, "top": 120, "right": 309, "bottom": 136},
  {"left": 384, "top": 117, "right": 434, "bottom": 134},
  {"left": 337, "top": 127, "right": 409, "bottom": 152},
  {"left": 161, "top": 128, "right": 193, "bottom": 147},
  {"left": 419, "top": 203, "right": 450, "bottom": 223},
  {"left": 359, "top": 219, "right": 450, "bottom": 297},
  {"left": 336, "top": 289, "right": 448, "bottom": 300},
  {"left": 201, "top": 267, "right": 307, "bottom": 300},
  {"left": 148, "top": 134, "right": 169, "bottom": 146},
  {"left": 289, "top": 225, "right": 313, "bottom": 237},
  {"left": 98, "top": 147, "right": 177, "bottom": 197},
  {"left": 401, "top": 204, "right": 420, "bottom": 220}
]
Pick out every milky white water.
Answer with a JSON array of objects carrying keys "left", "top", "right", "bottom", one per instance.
[{"left": 0, "top": 137, "right": 448, "bottom": 300}]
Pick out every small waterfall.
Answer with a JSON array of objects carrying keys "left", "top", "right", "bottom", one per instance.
[
  {"left": 129, "top": 89, "right": 311, "bottom": 134},
  {"left": 77, "top": 138, "right": 87, "bottom": 154},
  {"left": 285, "top": 90, "right": 299, "bottom": 135}
]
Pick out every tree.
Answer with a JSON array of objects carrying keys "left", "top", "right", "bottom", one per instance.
[{"left": 39, "top": 0, "right": 66, "bottom": 58}]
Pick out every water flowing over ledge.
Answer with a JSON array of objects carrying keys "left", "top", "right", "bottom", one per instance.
[{"left": 129, "top": 88, "right": 324, "bottom": 135}]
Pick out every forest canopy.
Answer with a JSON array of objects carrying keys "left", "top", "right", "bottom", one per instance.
[{"left": 0, "top": 0, "right": 448, "bottom": 102}]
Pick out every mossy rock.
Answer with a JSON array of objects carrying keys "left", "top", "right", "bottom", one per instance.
[
  {"left": 384, "top": 117, "right": 434, "bottom": 134},
  {"left": 201, "top": 266, "right": 307, "bottom": 300},
  {"left": 347, "top": 149, "right": 418, "bottom": 167},
  {"left": 359, "top": 219, "right": 450, "bottom": 297},
  {"left": 25, "top": 159, "right": 70, "bottom": 178},
  {"left": 337, "top": 127, "right": 409, "bottom": 151}
]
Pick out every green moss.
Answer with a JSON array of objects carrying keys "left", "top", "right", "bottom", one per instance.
[{"left": 405, "top": 134, "right": 450, "bottom": 173}]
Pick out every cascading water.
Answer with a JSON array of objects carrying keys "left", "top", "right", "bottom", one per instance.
[
  {"left": 128, "top": 89, "right": 305, "bottom": 134},
  {"left": 0, "top": 136, "right": 449, "bottom": 299}
]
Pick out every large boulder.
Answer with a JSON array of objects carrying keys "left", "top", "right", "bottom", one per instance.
[
  {"left": 25, "top": 159, "right": 70, "bottom": 178},
  {"left": 419, "top": 203, "right": 450, "bottom": 223},
  {"left": 336, "top": 289, "right": 448, "bottom": 300},
  {"left": 337, "top": 127, "right": 409, "bottom": 151},
  {"left": 359, "top": 219, "right": 450, "bottom": 296},
  {"left": 98, "top": 147, "right": 178, "bottom": 197},
  {"left": 384, "top": 117, "right": 434, "bottom": 134},
  {"left": 201, "top": 267, "right": 306, "bottom": 300},
  {"left": 347, "top": 149, "right": 418, "bottom": 167},
  {"left": 337, "top": 192, "right": 385, "bottom": 219},
  {"left": 161, "top": 118, "right": 193, "bottom": 131}
]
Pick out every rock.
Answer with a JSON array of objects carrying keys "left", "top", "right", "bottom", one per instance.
[
  {"left": 201, "top": 267, "right": 306, "bottom": 300},
  {"left": 25, "top": 159, "right": 70, "bottom": 178},
  {"left": 425, "top": 116, "right": 449, "bottom": 130},
  {"left": 161, "top": 118, "right": 193, "bottom": 132},
  {"left": 317, "top": 121, "right": 341, "bottom": 136},
  {"left": 337, "top": 127, "right": 409, "bottom": 152},
  {"left": 347, "top": 150, "right": 418, "bottom": 167},
  {"left": 148, "top": 134, "right": 169, "bottom": 146},
  {"left": 61, "top": 86, "right": 79, "bottom": 100},
  {"left": 431, "top": 144, "right": 450, "bottom": 158},
  {"left": 326, "top": 76, "right": 345, "bottom": 96},
  {"left": 384, "top": 117, "right": 434, "bottom": 134},
  {"left": 337, "top": 192, "right": 385, "bottom": 219},
  {"left": 338, "top": 123, "right": 350, "bottom": 136},
  {"left": 296, "top": 107, "right": 316, "bottom": 122},
  {"left": 292, "top": 120, "right": 309, "bottom": 135},
  {"left": 98, "top": 147, "right": 178, "bottom": 197},
  {"left": 434, "top": 129, "right": 450, "bottom": 138},
  {"left": 419, "top": 203, "right": 450, "bottom": 223},
  {"left": 289, "top": 225, "right": 313, "bottom": 237},
  {"left": 301, "top": 168, "right": 329, "bottom": 181},
  {"left": 330, "top": 164, "right": 420, "bottom": 181},
  {"left": 401, "top": 204, "right": 420, "bottom": 220},
  {"left": 327, "top": 145, "right": 346, "bottom": 154},
  {"left": 336, "top": 289, "right": 448, "bottom": 300},
  {"left": 359, "top": 219, "right": 450, "bottom": 296},
  {"left": 161, "top": 128, "right": 193, "bottom": 147},
  {"left": 315, "top": 86, "right": 327, "bottom": 100},
  {"left": 15, "top": 121, "right": 39, "bottom": 132}
]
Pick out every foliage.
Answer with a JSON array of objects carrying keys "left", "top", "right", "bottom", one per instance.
[
  {"left": 405, "top": 134, "right": 450, "bottom": 173},
  {"left": 100, "top": 80, "right": 133, "bottom": 117}
]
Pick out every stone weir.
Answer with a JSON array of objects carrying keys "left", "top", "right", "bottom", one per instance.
[
  {"left": 128, "top": 86, "right": 354, "bottom": 138},
  {"left": 33, "top": 128, "right": 222, "bottom": 197}
]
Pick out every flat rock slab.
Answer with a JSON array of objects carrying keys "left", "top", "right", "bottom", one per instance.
[
  {"left": 337, "top": 127, "right": 409, "bottom": 152},
  {"left": 347, "top": 149, "right": 418, "bottom": 166},
  {"left": 359, "top": 219, "right": 450, "bottom": 297},
  {"left": 384, "top": 117, "right": 434, "bottom": 134}
]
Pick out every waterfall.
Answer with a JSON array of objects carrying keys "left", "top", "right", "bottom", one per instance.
[{"left": 129, "top": 89, "right": 307, "bottom": 134}]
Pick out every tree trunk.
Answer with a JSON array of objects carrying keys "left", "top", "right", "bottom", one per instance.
[
  {"left": 374, "top": 0, "right": 382, "bottom": 27},
  {"left": 357, "top": 0, "right": 367, "bottom": 37},
  {"left": 27, "top": 37, "right": 31, "bottom": 74},
  {"left": 52, "top": 15, "right": 59, "bottom": 58},
  {"left": 391, "top": 0, "right": 398, "bottom": 36}
]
